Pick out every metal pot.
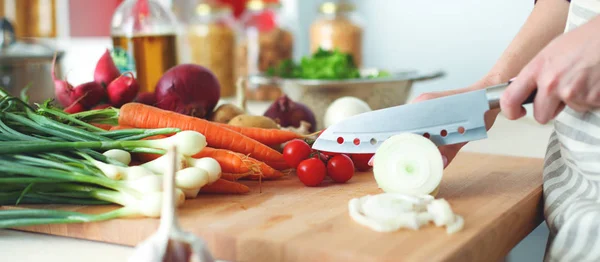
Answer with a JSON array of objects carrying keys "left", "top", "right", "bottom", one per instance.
[
  {"left": 0, "top": 18, "right": 64, "bottom": 104},
  {"left": 247, "top": 69, "right": 445, "bottom": 130}
]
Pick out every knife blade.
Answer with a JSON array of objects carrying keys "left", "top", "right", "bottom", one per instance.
[{"left": 311, "top": 78, "right": 536, "bottom": 154}]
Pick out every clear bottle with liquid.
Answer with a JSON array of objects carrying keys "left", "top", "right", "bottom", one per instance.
[{"left": 111, "top": 0, "right": 180, "bottom": 93}]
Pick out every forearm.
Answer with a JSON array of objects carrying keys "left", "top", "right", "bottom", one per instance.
[{"left": 474, "top": 0, "right": 570, "bottom": 88}]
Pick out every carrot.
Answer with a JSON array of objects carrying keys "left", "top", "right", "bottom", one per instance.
[
  {"left": 264, "top": 160, "right": 291, "bottom": 171},
  {"left": 92, "top": 123, "right": 114, "bottom": 130},
  {"left": 193, "top": 147, "right": 284, "bottom": 180},
  {"left": 220, "top": 173, "right": 253, "bottom": 181},
  {"left": 213, "top": 122, "right": 304, "bottom": 145},
  {"left": 118, "top": 103, "right": 285, "bottom": 163},
  {"left": 199, "top": 179, "right": 250, "bottom": 194}
]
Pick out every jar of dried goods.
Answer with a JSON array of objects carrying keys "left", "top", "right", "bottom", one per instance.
[
  {"left": 310, "top": 0, "right": 363, "bottom": 67},
  {"left": 187, "top": 1, "right": 237, "bottom": 97},
  {"left": 235, "top": 0, "right": 294, "bottom": 101}
]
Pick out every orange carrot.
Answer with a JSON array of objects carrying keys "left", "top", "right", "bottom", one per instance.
[
  {"left": 220, "top": 173, "right": 253, "bottom": 181},
  {"left": 213, "top": 122, "right": 304, "bottom": 145},
  {"left": 193, "top": 147, "right": 284, "bottom": 180},
  {"left": 118, "top": 103, "right": 285, "bottom": 163},
  {"left": 199, "top": 179, "right": 250, "bottom": 194},
  {"left": 264, "top": 160, "right": 291, "bottom": 171},
  {"left": 92, "top": 123, "right": 114, "bottom": 130}
]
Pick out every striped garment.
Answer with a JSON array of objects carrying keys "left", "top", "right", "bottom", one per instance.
[{"left": 542, "top": 1, "right": 600, "bottom": 261}]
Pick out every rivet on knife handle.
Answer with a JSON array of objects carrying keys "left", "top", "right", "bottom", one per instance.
[{"left": 485, "top": 78, "right": 537, "bottom": 109}]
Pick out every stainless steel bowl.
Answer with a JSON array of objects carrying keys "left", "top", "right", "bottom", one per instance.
[{"left": 247, "top": 69, "right": 445, "bottom": 130}]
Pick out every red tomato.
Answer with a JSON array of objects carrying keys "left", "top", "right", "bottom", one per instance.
[
  {"left": 350, "top": 153, "right": 374, "bottom": 172},
  {"left": 321, "top": 151, "right": 341, "bottom": 158},
  {"left": 283, "top": 139, "right": 312, "bottom": 168},
  {"left": 297, "top": 158, "right": 327, "bottom": 187},
  {"left": 327, "top": 154, "right": 355, "bottom": 183}
]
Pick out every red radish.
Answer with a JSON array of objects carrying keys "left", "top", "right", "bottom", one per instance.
[
  {"left": 94, "top": 49, "right": 121, "bottom": 87},
  {"left": 154, "top": 64, "right": 221, "bottom": 119},
  {"left": 106, "top": 72, "right": 140, "bottom": 107},
  {"left": 64, "top": 102, "right": 86, "bottom": 114},
  {"left": 135, "top": 92, "right": 157, "bottom": 106},
  {"left": 71, "top": 81, "right": 107, "bottom": 108},
  {"left": 51, "top": 53, "right": 75, "bottom": 107},
  {"left": 93, "top": 103, "right": 112, "bottom": 110}
]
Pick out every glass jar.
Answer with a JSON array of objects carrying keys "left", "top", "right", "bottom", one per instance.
[
  {"left": 310, "top": 0, "right": 363, "bottom": 67},
  {"left": 0, "top": 0, "right": 57, "bottom": 38},
  {"left": 111, "top": 0, "right": 180, "bottom": 93},
  {"left": 187, "top": 1, "right": 237, "bottom": 97},
  {"left": 235, "top": 0, "right": 294, "bottom": 101}
]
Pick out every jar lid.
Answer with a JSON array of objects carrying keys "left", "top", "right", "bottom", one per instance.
[
  {"left": 319, "top": 1, "right": 355, "bottom": 14},
  {"left": 246, "top": 0, "right": 281, "bottom": 11},
  {"left": 0, "top": 18, "right": 63, "bottom": 63},
  {"left": 195, "top": 1, "right": 232, "bottom": 16}
]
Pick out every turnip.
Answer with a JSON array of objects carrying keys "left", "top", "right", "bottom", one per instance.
[
  {"left": 94, "top": 49, "right": 122, "bottom": 88},
  {"left": 107, "top": 72, "right": 140, "bottom": 107},
  {"left": 372, "top": 133, "right": 444, "bottom": 197}
]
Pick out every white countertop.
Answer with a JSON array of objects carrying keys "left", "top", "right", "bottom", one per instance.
[{"left": 0, "top": 100, "right": 555, "bottom": 261}]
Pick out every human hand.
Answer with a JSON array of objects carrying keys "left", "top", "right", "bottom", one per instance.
[
  {"left": 500, "top": 16, "right": 600, "bottom": 123},
  {"left": 368, "top": 84, "right": 502, "bottom": 169}
]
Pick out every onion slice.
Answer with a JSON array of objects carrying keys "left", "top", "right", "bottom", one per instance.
[
  {"left": 373, "top": 133, "right": 444, "bottom": 196},
  {"left": 348, "top": 193, "right": 464, "bottom": 234}
]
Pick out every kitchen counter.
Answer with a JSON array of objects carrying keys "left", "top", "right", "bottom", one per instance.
[{"left": 0, "top": 98, "right": 555, "bottom": 261}]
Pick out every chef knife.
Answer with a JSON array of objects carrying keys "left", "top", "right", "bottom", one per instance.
[{"left": 311, "top": 78, "right": 537, "bottom": 154}]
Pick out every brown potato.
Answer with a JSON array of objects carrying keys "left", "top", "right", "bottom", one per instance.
[
  {"left": 209, "top": 103, "right": 245, "bottom": 124},
  {"left": 228, "top": 114, "right": 280, "bottom": 129}
]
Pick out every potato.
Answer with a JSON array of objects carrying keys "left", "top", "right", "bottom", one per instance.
[
  {"left": 228, "top": 115, "right": 280, "bottom": 129},
  {"left": 209, "top": 103, "right": 244, "bottom": 123}
]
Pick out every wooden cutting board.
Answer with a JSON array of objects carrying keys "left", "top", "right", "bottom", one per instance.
[{"left": 3, "top": 152, "right": 545, "bottom": 262}]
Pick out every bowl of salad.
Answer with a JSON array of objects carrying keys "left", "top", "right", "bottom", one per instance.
[{"left": 247, "top": 48, "right": 445, "bottom": 130}]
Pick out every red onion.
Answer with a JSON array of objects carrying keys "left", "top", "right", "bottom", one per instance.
[
  {"left": 264, "top": 95, "right": 317, "bottom": 133},
  {"left": 94, "top": 49, "right": 121, "bottom": 88},
  {"left": 64, "top": 102, "right": 86, "bottom": 114},
  {"left": 154, "top": 64, "right": 221, "bottom": 119},
  {"left": 106, "top": 72, "right": 140, "bottom": 107}
]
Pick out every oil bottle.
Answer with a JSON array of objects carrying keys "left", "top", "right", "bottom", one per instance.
[{"left": 111, "top": 0, "right": 179, "bottom": 93}]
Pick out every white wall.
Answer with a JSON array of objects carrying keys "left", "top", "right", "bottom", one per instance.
[{"left": 295, "top": 0, "right": 534, "bottom": 99}]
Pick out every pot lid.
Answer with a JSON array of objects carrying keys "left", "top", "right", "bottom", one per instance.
[{"left": 0, "top": 18, "right": 63, "bottom": 63}]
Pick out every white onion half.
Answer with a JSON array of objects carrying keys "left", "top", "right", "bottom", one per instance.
[{"left": 373, "top": 133, "right": 444, "bottom": 196}]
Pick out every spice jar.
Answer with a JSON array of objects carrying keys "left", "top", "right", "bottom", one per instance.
[
  {"left": 310, "top": 1, "right": 363, "bottom": 67},
  {"left": 187, "top": 1, "right": 237, "bottom": 97},
  {"left": 235, "top": 0, "right": 294, "bottom": 101},
  {"left": 111, "top": 0, "right": 180, "bottom": 93}
]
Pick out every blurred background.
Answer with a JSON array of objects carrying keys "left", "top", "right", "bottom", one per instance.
[{"left": 0, "top": 1, "right": 548, "bottom": 261}]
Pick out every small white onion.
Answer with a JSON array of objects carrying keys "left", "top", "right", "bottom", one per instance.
[
  {"left": 324, "top": 96, "right": 372, "bottom": 128},
  {"left": 175, "top": 167, "right": 209, "bottom": 190},
  {"left": 154, "top": 131, "right": 207, "bottom": 156},
  {"left": 103, "top": 149, "right": 132, "bottom": 166},
  {"left": 126, "top": 175, "right": 163, "bottom": 193},
  {"left": 187, "top": 157, "right": 221, "bottom": 183}
]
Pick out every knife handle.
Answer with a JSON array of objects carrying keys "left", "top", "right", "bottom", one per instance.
[{"left": 485, "top": 78, "right": 537, "bottom": 109}]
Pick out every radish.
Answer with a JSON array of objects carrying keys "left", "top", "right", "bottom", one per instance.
[
  {"left": 107, "top": 72, "right": 140, "bottom": 107},
  {"left": 51, "top": 53, "right": 75, "bottom": 107},
  {"left": 63, "top": 102, "right": 86, "bottom": 114},
  {"left": 135, "top": 92, "right": 157, "bottom": 106},
  {"left": 93, "top": 104, "right": 112, "bottom": 110},
  {"left": 71, "top": 81, "right": 107, "bottom": 108},
  {"left": 372, "top": 133, "right": 444, "bottom": 197},
  {"left": 94, "top": 49, "right": 122, "bottom": 88}
]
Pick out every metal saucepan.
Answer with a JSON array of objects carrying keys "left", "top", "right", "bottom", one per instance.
[{"left": 0, "top": 17, "right": 64, "bottom": 104}]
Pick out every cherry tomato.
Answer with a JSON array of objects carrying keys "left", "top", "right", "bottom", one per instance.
[
  {"left": 311, "top": 151, "right": 330, "bottom": 162},
  {"left": 350, "top": 153, "right": 374, "bottom": 172},
  {"left": 283, "top": 139, "right": 312, "bottom": 168},
  {"left": 296, "top": 158, "right": 327, "bottom": 187},
  {"left": 321, "top": 151, "right": 341, "bottom": 158},
  {"left": 327, "top": 154, "right": 355, "bottom": 183}
]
